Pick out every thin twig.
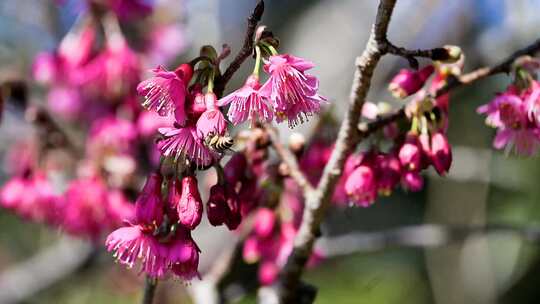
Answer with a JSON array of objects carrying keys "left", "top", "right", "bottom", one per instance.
[
  {"left": 141, "top": 277, "right": 158, "bottom": 304},
  {"left": 214, "top": 0, "right": 265, "bottom": 97},
  {"left": 264, "top": 124, "right": 314, "bottom": 193}
]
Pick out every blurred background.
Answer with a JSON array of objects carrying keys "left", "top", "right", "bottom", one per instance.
[{"left": 1, "top": 0, "right": 540, "bottom": 303}]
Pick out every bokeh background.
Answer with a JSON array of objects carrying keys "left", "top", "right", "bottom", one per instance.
[{"left": 1, "top": 0, "right": 540, "bottom": 303}]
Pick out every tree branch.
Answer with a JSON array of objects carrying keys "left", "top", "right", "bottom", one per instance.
[
  {"left": 214, "top": 0, "right": 265, "bottom": 97},
  {"left": 264, "top": 124, "right": 314, "bottom": 194},
  {"left": 355, "top": 36, "right": 540, "bottom": 140},
  {"left": 274, "top": 1, "right": 398, "bottom": 302}
]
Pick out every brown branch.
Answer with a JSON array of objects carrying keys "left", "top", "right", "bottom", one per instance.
[
  {"left": 384, "top": 42, "right": 448, "bottom": 69},
  {"left": 273, "top": 1, "right": 398, "bottom": 303},
  {"left": 214, "top": 0, "right": 265, "bottom": 97},
  {"left": 264, "top": 124, "right": 314, "bottom": 194}
]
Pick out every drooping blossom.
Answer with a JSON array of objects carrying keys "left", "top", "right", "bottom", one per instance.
[
  {"left": 477, "top": 86, "right": 540, "bottom": 155},
  {"left": 196, "top": 93, "right": 228, "bottom": 139},
  {"left": 374, "top": 153, "right": 401, "bottom": 195},
  {"left": 218, "top": 75, "right": 273, "bottom": 126},
  {"left": 399, "top": 133, "right": 422, "bottom": 171},
  {"left": 137, "top": 64, "right": 191, "bottom": 125},
  {"left": 260, "top": 54, "right": 327, "bottom": 127},
  {"left": 430, "top": 132, "right": 452, "bottom": 176},
  {"left": 158, "top": 125, "right": 218, "bottom": 167},
  {"left": 106, "top": 173, "right": 201, "bottom": 280}
]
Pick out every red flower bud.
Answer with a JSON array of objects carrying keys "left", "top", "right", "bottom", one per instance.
[
  {"left": 389, "top": 65, "right": 434, "bottom": 99},
  {"left": 178, "top": 176, "right": 203, "bottom": 230},
  {"left": 431, "top": 132, "right": 452, "bottom": 176},
  {"left": 135, "top": 173, "right": 163, "bottom": 226}
]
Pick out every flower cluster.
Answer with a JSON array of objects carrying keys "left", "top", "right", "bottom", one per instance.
[
  {"left": 106, "top": 173, "right": 200, "bottom": 280},
  {"left": 477, "top": 62, "right": 540, "bottom": 155}
]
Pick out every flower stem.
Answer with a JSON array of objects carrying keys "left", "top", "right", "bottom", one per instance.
[
  {"left": 141, "top": 276, "right": 158, "bottom": 304},
  {"left": 253, "top": 45, "right": 262, "bottom": 76},
  {"left": 207, "top": 68, "right": 215, "bottom": 93}
]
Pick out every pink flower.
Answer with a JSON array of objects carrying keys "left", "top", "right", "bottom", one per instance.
[
  {"left": 218, "top": 75, "right": 273, "bottom": 126},
  {"left": 83, "top": 38, "right": 140, "bottom": 99},
  {"left": 344, "top": 165, "right": 377, "bottom": 207},
  {"left": 134, "top": 173, "right": 164, "bottom": 227},
  {"left": 493, "top": 128, "right": 540, "bottom": 156},
  {"left": 525, "top": 80, "right": 540, "bottom": 123},
  {"left": 254, "top": 208, "right": 276, "bottom": 238},
  {"left": 196, "top": 93, "right": 228, "bottom": 139},
  {"left": 389, "top": 65, "right": 434, "bottom": 99},
  {"left": 147, "top": 24, "right": 187, "bottom": 65},
  {"left": 258, "top": 262, "right": 279, "bottom": 286},
  {"left": 33, "top": 52, "right": 59, "bottom": 85},
  {"left": 177, "top": 176, "right": 203, "bottom": 230},
  {"left": 137, "top": 65, "right": 190, "bottom": 125},
  {"left": 430, "top": 132, "right": 452, "bottom": 176},
  {"left": 243, "top": 236, "right": 261, "bottom": 263},
  {"left": 47, "top": 86, "right": 83, "bottom": 120},
  {"left": 106, "top": 225, "right": 167, "bottom": 278},
  {"left": 260, "top": 54, "right": 327, "bottom": 127},
  {"left": 158, "top": 125, "right": 218, "bottom": 168},
  {"left": 168, "top": 229, "right": 200, "bottom": 280},
  {"left": 62, "top": 177, "right": 110, "bottom": 239},
  {"left": 88, "top": 116, "right": 138, "bottom": 157}
]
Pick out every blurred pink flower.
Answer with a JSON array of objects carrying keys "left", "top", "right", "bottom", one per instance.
[
  {"left": 389, "top": 65, "right": 434, "bottom": 99},
  {"left": 134, "top": 173, "right": 164, "bottom": 227}
]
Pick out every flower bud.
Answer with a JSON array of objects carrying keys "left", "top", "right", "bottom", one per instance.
[
  {"left": 135, "top": 173, "right": 163, "bottom": 226},
  {"left": 344, "top": 165, "right": 377, "bottom": 207},
  {"left": 206, "top": 184, "right": 229, "bottom": 226},
  {"left": 178, "top": 176, "right": 203, "bottom": 230},
  {"left": 398, "top": 133, "right": 422, "bottom": 171},
  {"left": 430, "top": 132, "right": 452, "bottom": 176},
  {"left": 375, "top": 153, "right": 401, "bottom": 195},
  {"left": 389, "top": 65, "right": 434, "bottom": 99}
]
